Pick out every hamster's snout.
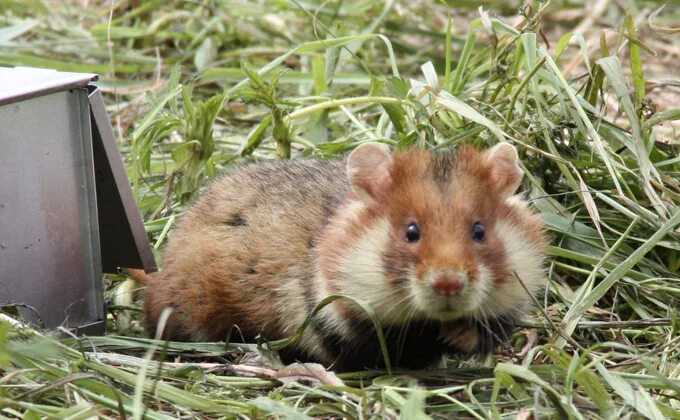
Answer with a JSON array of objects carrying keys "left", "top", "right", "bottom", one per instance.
[
  {"left": 432, "top": 273, "right": 466, "bottom": 296},
  {"left": 412, "top": 268, "right": 480, "bottom": 320}
]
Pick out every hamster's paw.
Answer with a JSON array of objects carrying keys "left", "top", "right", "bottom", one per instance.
[{"left": 438, "top": 320, "right": 480, "bottom": 353}]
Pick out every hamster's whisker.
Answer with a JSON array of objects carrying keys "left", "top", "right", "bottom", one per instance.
[{"left": 392, "top": 304, "right": 420, "bottom": 360}]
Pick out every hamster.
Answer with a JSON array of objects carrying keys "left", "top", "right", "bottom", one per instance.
[{"left": 143, "top": 143, "right": 546, "bottom": 371}]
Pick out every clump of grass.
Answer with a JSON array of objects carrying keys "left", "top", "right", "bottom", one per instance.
[{"left": 1, "top": 0, "right": 680, "bottom": 417}]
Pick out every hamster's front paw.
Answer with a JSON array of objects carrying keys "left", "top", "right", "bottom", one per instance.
[
  {"left": 439, "top": 316, "right": 517, "bottom": 355},
  {"left": 438, "top": 320, "right": 480, "bottom": 353}
]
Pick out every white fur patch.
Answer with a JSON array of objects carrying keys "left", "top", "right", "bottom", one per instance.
[
  {"left": 339, "top": 218, "right": 415, "bottom": 321},
  {"left": 468, "top": 265, "right": 492, "bottom": 312},
  {"left": 344, "top": 199, "right": 366, "bottom": 222},
  {"left": 317, "top": 217, "right": 417, "bottom": 334},
  {"left": 474, "top": 219, "right": 545, "bottom": 319}
]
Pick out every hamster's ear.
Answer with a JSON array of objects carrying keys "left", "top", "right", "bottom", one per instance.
[
  {"left": 485, "top": 142, "right": 523, "bottom": 196},
  {"left": 347, "top": 142, "right": 393, "bottom": 201}
]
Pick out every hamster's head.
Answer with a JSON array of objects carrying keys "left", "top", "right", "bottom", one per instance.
[{"left": 317, "top": 142, "right": 546, "bottom": 326}]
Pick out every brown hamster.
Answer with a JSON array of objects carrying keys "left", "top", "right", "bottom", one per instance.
[{"left": 143, "top": 143, "right": 546, "bottom": 371}]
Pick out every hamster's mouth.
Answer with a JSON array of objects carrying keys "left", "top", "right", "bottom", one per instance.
[
  {"left": 424, "top": 299, "right": 472, "bottom": 321},
  {"left": 429, "top": 309, "right": 466, "bottom": 321},
  {"left": 410, "top": 277, "right": 486, "bottom": 321}
]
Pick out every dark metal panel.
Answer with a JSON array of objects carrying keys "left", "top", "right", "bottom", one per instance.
[
  {"left": 0, "top": 67, "right": 97, "bottom": 106},
  {"left": 89, "top": 88, "right": 157, "bottom": 273},
  {"left": 0, "top": 88, "right": 105, "bottom": 332}
]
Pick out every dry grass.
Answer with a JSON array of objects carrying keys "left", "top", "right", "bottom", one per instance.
[{"left": 1, "top": 0, "right": 679, "bottom": 418}]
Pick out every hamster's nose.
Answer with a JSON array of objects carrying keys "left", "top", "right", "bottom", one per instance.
[{"left": 432, "top": 275, "right": 465, "bottom": 297}]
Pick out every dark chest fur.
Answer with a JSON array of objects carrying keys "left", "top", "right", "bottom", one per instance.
[{"left": 279, "top": 315, "right": 517, "bottom": 372}]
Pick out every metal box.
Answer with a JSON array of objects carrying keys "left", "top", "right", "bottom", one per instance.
[{"left": 0, "top": 67, "right": 156, "bottom": 334}]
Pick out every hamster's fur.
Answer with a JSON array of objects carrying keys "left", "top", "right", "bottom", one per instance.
[{"left": 143, "top": 143, "right": 546, "bottom": 371}]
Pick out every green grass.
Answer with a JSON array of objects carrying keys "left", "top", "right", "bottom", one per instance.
[{"left": 2, "top": 0, "right": 680, "bottom": 418}]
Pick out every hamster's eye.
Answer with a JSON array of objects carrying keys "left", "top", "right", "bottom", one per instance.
[
  {"left": 471, "top": 222, "right": 485, "bottom": 242},
  {"left": 405, "top": 223, "right": 421, "bottom": 243}
]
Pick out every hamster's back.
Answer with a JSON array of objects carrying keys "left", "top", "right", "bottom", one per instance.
[{"left": 143, "top": 158, "right": 347, "bottom": 342}]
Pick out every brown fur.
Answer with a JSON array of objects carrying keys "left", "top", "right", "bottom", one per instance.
[
  {"left": 143, "top": 159, "right": 347, "bottom": 341},
  {"left": 143, "top": 144, "right": 546, "bottom": 370}
]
